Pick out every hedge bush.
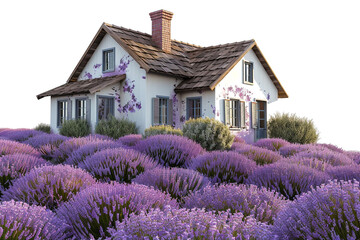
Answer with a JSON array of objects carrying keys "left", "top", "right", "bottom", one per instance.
[
  {"left": 95, "top": 115, "right": 137, "bottom": 139},
  {"left": 268, "top": 113, "right": 319, "bottom": 144},
  {"left": 182, "top": 117, "right": 234, "bottom": 151},
  {"left": 144, "top": 125, "right": 183, "bottom": 138},
  {"left": 34, "top": 123, "right": 51, "bottom": 134},
  {"left": 59, "top": 119, "right": 91, "bottom": 137}
]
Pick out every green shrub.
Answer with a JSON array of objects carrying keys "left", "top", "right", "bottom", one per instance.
[
  {"left": 59, "top": 119, "right": 91, "bottom": 137},
  {"left": 182, "top": 117, "right": 234, "bottom": 151},
  {"left": 144, "top": 125, "right": 183, "bottom": 138},
  {"left": 95, "top": 116, "right": 137, "bottom": 139},
  {"left": 34, "top": 123, "right": 51, "bottom": 134},
  {"left": 268, "top": 113, "right": 319, "bottom": 144}
]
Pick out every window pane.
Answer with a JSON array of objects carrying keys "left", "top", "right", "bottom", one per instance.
[
  {"left": 260, "top": 111, "right": 265, "bottom": 119},
  {"left": 260, "top": 119, "right": 265, "bottom": 129},
  {"left": 159, "top": 98, "right": 168, "bottom": 124}
]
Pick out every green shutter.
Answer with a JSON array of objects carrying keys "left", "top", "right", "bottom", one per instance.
[
  {"left": 224, "top": 99, "right": 230, "bottom": 126},
  {"left": 252, "top": 102, "right": 257, "bottom": 129},
  {"left": 240, "top": 101, "right": 246, "bottom": 128},
  {"left": 152, "top": 98, "right": 159, "bottom": 125}
]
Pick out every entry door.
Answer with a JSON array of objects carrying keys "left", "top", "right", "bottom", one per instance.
[{"left": 256, "top": 100, "right": 267, "bottom": 140}]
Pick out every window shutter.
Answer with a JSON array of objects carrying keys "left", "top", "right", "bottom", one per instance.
[
  {"left": 86, "top": 99, "right": 91, "bottom": 124},
  {"left": 236, "top": 100, "right": 241, "bottom": 128},
  {"left": 168, "top": 99, "right": 173, "bottom": 126},
  {"left": 240, "top": 101, "right": 246, "bottom": 128},
  {"left": 224, "top": 99, "right": 230, "bottom": 126},
  {"left": 152, "top": 98, "right": 159, "bottom": 125},
  {"left": 252, "top": 102, "right": 258, "bottom": 129},
  {"left": 67, "top": 100, "right": 72, "bottom": 120}
]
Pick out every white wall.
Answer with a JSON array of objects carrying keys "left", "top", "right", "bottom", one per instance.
[
  {"left": 50, "top": 33, "right": 148, "bottom": 134},
  {"left": 214, "top": 49, "right": 279, "bottom": 143}
]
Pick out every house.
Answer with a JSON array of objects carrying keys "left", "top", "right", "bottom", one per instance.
[{"left": 37, "top": 9, "right": 288, "bottom": 143}]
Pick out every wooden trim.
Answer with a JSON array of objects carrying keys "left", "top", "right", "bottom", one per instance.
[{"left": 209, "top": 41, "right": 256, "bottom": 90}]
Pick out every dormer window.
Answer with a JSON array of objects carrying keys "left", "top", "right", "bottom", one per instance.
[
  {"left": 102, "top": 48, "right": 115, "bottom": 72},
  {"left": 244, "top": 61, "right": 254, "bottom": 84}
]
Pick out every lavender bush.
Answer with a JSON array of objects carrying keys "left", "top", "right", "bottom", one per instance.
[
  {"left": 278, "top": 143, "right": 325, "bottom": 157},
  {"left": 23, "top": 133, "right": 69, "bottom": 149},
  {"left": 117, "top": 134, "right": 143, "bottom": 147},
  {"left": 246, "top": 162, "right": 330, "bottom": 200},
  {"left": 0, "top": 154, "right": 48, "bottom": 192},
  {"left": 0, "top": 139, "right": 40, "bottom": 157},
  {"left": 233, "top": 135, "right": 246, "bottom": 144},
  {"left": 0, "top": 200, "right": 71, "bottom": 239},
  {"left": 294, "top": 149, "right": 354, "bottom": 166},
  {"left": 65, "top": 141, "right": 123, "bottom": 166},
  {"left": 189, "top": 151, "right": 257, "bottom": 184},
  {"left": 108, "top": 205, "right": 271, "bottom": 240},
  {"left": 346, "top": 150, "right": 360, "bottom": 164},
  {"left": 232, "top": 143, "right": 283, "bottom": 165},
  {"left": 135, "top": 134, "right": 204, "bottom": 167},
  {"left": 79, "top": 148, "right": 158, "bottom": 183},
  {"left": 133, "top": 167, "right": 209, "bottom": 201},
  {"left": 57, "top": 182, "right": 178, "bottom": 239},
  {"left": 2, "top": 165, "right": 96, "bottom": 210},
  {"left": 281, "top": 155, "right": 328, "bottom": 171},
  {"left": 272, "top": 180, "right": 360, "bottom": 239},
  {"left": 315, "top": 143, "right": 344, "bottom": 153},
  {"left": 0, "top": 128, "right": 44, "bottom": 142},
  {"left": 184, "top": 183, "right": 287, "bottom": 224},
  {"left": 253, "top": 138, "right": 290, "bottom": 151},
  {"left": 326, "top": 165, "right": 360, "bottom": 182},
  {"left": 52, "top": 134, "right": 114, "bottom": 164}
]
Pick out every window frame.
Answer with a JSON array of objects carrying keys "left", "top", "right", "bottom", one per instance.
[
  {"left": 96, "top": 95, "right": 115, "bottom": 123},
  {"left": 228, "top": 99, "right": 240, "bottom": 129},
  {"left": 102, "top": 47, "right": 115, "bottom": 73},
  {"left": 186, "top": 97, "right": 202, "bottom": 120},
  {"left": 57, "top": 99, "right": 69, "bottom": 127},
  {"left": 243, "top": 60, "right": 254, "bottom": 85},
  {"left": 157, "top": 96, "right": 169, "bottom": 125},
  {"left": 75, "top": 98, "right": 87, "bottom": 120}
]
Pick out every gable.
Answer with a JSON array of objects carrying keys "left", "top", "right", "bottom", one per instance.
[{"left": 65, "top": 23, "right": 287, "bottom": 98}]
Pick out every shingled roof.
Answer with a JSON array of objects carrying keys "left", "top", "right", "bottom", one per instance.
[
  {"left": 37, "top": 74, "right": 126, "bottom": 99},
  {"left": 65, "top": 23, "right": 287, "bottom": 98}
]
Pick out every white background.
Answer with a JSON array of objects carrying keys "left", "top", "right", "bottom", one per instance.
[{"left": 0, "top": 0, "right": 359, "bottom": 150}]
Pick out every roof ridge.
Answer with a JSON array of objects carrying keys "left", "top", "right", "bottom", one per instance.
[
  {"left": 172, "top": 39, "right": 202, "bottom": 48},
  {"left": 105, "top": 23, "right": 152, "bottom": 37},
  {"left": 186, "top": 39, "right": 255, "bottom": 52}
]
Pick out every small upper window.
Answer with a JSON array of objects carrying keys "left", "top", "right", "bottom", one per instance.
[
  {"left": 102, "top": 48, "right": 115, "bottom": 72},
  {"left": 244, "top": 61, "right": 254, "bottom": 84}
]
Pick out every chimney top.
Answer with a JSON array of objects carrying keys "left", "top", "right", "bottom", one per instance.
[{"left": 149, "top": 10, "right": 173, "bottom": 53}]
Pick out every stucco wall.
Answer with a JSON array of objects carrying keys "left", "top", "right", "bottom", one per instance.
[{"left": 214, "top": 49, "right": 278, "bottom": 143}]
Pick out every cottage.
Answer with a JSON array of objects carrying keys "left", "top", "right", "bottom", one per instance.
[{"left": 37, "top": 9, "right": 288, "bottom": 143}]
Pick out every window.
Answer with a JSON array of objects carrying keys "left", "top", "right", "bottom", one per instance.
[
  {"left": 244, "top": 61, "right": 254, "bottom": 84},
  {"left": 97, "top": 96, "right": 114, "bottom": 121},
  {"left": 102, "top": 48, "right": 115, "bottom": 72},
  {"left": 75, "top": 99, "right": 88, "bottom": 121},
  {"left": 159, "top": 98, "right": 168, "bottom": 125},
  {"left": 187, "top": 97, "right": 201, "bottom": 120},
  {"left": 224, "top": 99, "right": 245, "bottom": 129},
  {"left": 152, "top": 97, "right": 173, "bottom": 125},
  {"left": 57, "top": 100, "right": 69, "bottom": 127},
  {"left": 229, "top": 100, "right": 240, "bottom": 128}
]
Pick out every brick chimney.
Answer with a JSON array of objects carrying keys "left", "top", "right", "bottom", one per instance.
[{"left": 149, "top": 9, "right": 173, "bottom": 53}]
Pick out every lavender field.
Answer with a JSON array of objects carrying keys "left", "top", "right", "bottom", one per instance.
[{"left": 1, "top": 128, "right": 360, "bottom": 239}]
